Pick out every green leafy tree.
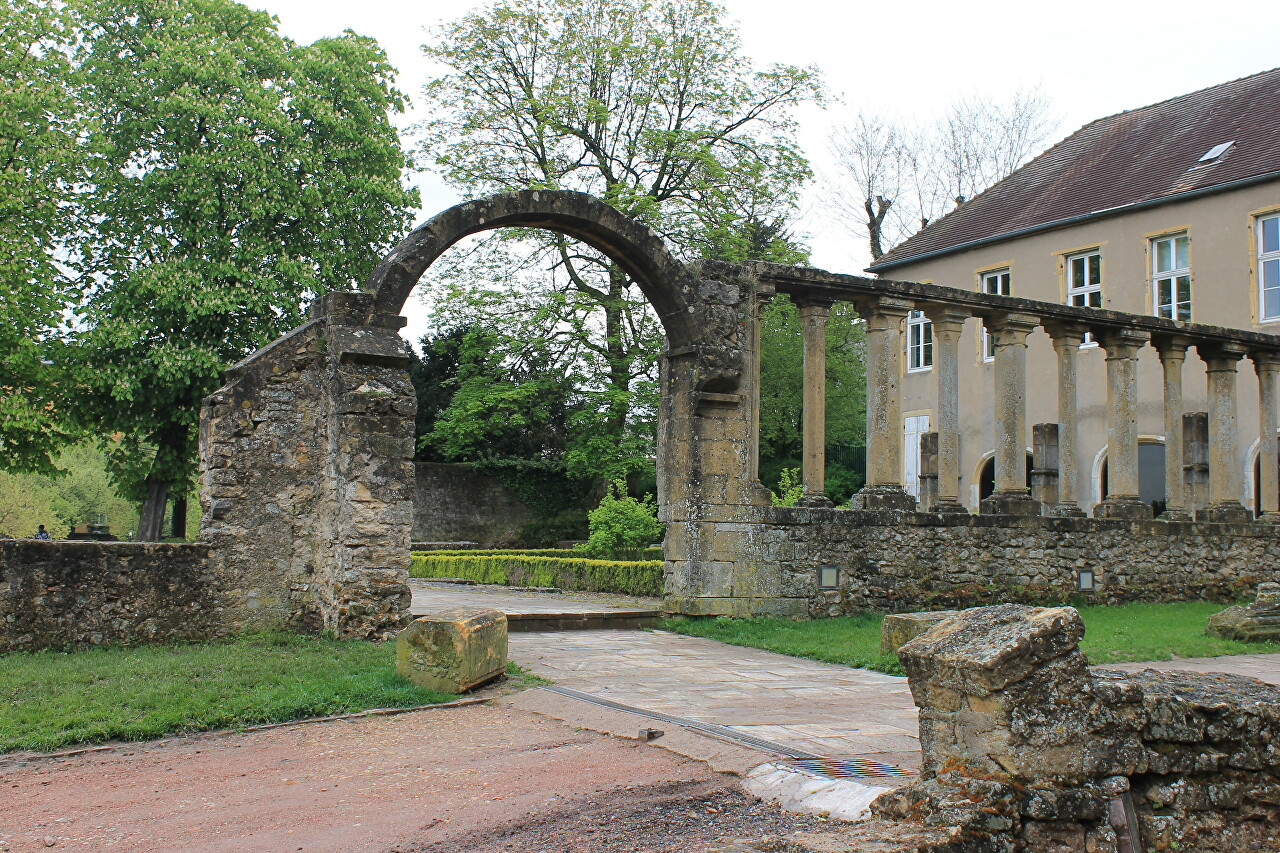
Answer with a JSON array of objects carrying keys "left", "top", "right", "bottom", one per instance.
[
  {"left": 66, "top": 0, "right": 419, "bottom": 538},
  {"left": 417, "top": 0, "right": 821, "bottom": 483},
  {"left": 0, "top": 0, "right": 80, "bottom": 473}
]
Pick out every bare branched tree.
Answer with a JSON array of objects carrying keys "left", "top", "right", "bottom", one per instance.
[{"left": 830, "top": 86, "right": 1059, "bottom": 262}]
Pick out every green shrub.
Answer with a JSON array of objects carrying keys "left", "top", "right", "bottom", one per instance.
[
  {"left": 409, "top": 554, "right": 663, "bottom": 597},
  {"left": 771, "top": 466, "right": 803, "bottom": 506},
  {"left": 581, "top": 480, "right": 664, "bottom": 560}
]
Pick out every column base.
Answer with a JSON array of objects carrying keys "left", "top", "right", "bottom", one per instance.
[
  {"left": 1051, "top": 502, "right": 1087, "bottom": 518},
  {"left": 1199, "top": 501, "right": 1253, "bottom": 524},
  {"left": 795, "top": 492, "right": 834, "bottom": 508},
  {"left": 979, "top": 491, "right": 1041, "bottom": 516},
  {"left": 1157, "top": 508, "right": 1194, "bottom": 522},
  {"left": 850, "top": 486, "right": 918, "bottom": 511},
  {"left": 931, "top": 498, "right": 970, "bottom": 515},
  {"left": 1094, "top": 497, "right": 1152, "bottom": 520}
]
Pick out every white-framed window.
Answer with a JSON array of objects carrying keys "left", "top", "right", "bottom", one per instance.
[
  {"left": 979, "top": 269, "right": 1010, "bottom": 362},
  {"left": 1259, "top": 214, "right": 1280, "bottom": 322},
  {"left": 1065, "top": 250, "right": 1102, "bottom": 345},
  {"left": 1152, "top": 232, "right": 1191, "bottom": 321},
  {"left": 906, "top": 310, "right": 932, "bottom": 372}
]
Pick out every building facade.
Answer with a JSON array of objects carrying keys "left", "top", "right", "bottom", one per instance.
[{"left": 869, "top": 68, "right": 1280, "bottom": 515}]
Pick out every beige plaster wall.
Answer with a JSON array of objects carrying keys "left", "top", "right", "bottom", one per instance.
[{"left": 888, "top": 181, "right": 1280, "bottom": 512}]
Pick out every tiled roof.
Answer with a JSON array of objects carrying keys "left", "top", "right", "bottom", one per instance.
[{"left": 868, "top": 67, "right": 1280, "bottom": 272}]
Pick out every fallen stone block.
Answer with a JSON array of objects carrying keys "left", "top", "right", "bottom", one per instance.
[
  {"left": 880, "top": 610, "right": 959, "bottom": 654},
  {"left": 396, "top": 607, "right": 507, "bottom": 694},
  {"left": 1206, "top": 582, "right": 1280, "bottom": 642}
]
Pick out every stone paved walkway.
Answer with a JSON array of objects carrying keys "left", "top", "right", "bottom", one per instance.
[
  {"left": 508, "top": 630, "right": 920, "bottom": 766},
  {"left": 507, "top": 629, "right": 1280, "bottom": 771}
]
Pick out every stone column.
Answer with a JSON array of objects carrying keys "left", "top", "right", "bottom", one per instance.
[
  {"left": 922, "top": 307, "right": 970, "bottom": 513},
  {"left": 1046, "top": 325, "right": 1087, "bottom": 516},
  {"left": 1095, "top": 329, "right": 1152, "bottom": 519},
  {"left": 852, "top": 297, "right": 917, "bottom": 511},
  {"left": 918, "top": 431, "right": 939, "bottom": 511},
  {"left": 1251, "top": 351, "right": 1280, "bottom": 522},
  {"left": 980, "top": 313, "right": 1040, "bottom": 516},
  {"left": 1154, "top": 336, "right": 1192, "bottom": 521},
  {"left": 1198, "top": 343, "right": 1251, "bottom": 523},
  {"left": 796, "top": 297, "right": 834, "bottom": 508},
  {"left": 1183, "top": 412, "right": 1210, "bottom": 515},
  {"left": 1031, "top": 423, "right": 1060, "bottom": 510}
]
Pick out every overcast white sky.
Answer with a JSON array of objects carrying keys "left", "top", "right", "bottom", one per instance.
[{"left": 248, "top": 0, "right": 1280, "bottom": 341}]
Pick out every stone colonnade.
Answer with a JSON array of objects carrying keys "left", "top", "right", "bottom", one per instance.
[{"left": 772, "top": 276, "right": 1280, "bottom": 523}]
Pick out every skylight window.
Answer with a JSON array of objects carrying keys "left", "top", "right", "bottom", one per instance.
[{"left": 1196, "top": 141, "right": 1235, "bottom": 164}]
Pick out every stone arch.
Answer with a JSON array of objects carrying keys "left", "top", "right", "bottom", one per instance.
[
  {"left": 365, "top": 190, "right": 698, "bottom": 350},
  {"left": 199, "top": 191, "right": 775, "bottom": 640}
]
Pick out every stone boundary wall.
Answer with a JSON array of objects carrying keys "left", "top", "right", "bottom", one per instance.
[
  {"left": 740, "top": 507, "right": 1277, "bottom": 616},
  {"left": 874, "top": 604, "right": 1280, "bottom": 852},
  {"left": 412, "top": 462, "right": 535, "bottom": 546},
  {"left": 0, "top": 540, "right": 220, "bottom": 652}
]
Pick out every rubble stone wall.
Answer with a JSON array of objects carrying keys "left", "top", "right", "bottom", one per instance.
[
  {"left": 0, "top": 540, "right": 219, "bottom": 652},
  {"left": 700, "top": 506, "right": 1279, "bottom": 617},
  {"left": 877, "top": 604, "right": 1280, "bottom": 853},
  {"left": 412, "top": 462, "right": 535, "bottom": 545}
]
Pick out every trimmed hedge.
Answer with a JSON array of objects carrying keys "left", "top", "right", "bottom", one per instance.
[
  {"left": 412, "top": 547, "right": 663, "bottom": 560},
  {"left": 409, "top": 554, "right": 663, "bottom": 597}
]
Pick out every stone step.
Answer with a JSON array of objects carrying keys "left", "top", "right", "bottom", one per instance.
[{"left": 504, "top": 610, "right": 662, "bottom": 632}]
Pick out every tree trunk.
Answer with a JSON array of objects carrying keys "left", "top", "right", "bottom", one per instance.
[
  {"left": 136, "top": 476, "right": 169, "bottom": 541},
  {"left": 170, "top": 494, "right": 188, "bottom": 540},
  {"left": 604, "top": 265, "right": 631, "bottom": 440}
]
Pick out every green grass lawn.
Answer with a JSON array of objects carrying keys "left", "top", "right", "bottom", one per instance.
[
  {"left": 661, "top": 601, "right": 1278, "bottom": 676},
  {"left": 0, "top": 632, "right": 456, "bottom": 754}
]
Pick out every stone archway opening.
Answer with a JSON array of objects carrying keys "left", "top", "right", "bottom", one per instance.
[{"left": 199, "top": 191, "right": 775, "bottom": 638}]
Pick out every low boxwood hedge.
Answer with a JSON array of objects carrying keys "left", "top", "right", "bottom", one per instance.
[{"left": 409, "top": 554, "right": 663, "bottom": 597}]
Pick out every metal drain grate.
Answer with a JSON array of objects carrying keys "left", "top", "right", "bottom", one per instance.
[{"left": 777, "top": 757, "right": 916, "bottom": 783}]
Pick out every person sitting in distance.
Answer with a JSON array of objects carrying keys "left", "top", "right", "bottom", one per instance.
[{"left": 34, "top": 524, "right": 52, "bottom": 541}]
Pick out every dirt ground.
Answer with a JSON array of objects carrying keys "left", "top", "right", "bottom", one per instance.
[{"left": 0, "top": 703, "right": 851, "bottom": 853}]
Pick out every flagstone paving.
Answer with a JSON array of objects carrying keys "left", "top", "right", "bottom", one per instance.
[{"left": 414, "top": 583, "right": 1280, "bottom": 770}]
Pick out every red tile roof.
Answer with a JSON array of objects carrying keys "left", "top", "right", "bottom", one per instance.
[{"left": 868, "top": 67, "right": 1280, "bottom": 273}]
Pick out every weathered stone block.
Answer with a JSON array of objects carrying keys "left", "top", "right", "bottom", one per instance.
[
  {"left": 880, "top": 610, "right": 959, "bottom": 654},
  {"left": 1206, "top": 582, "right": 1280, "bottom": 642},
  {"left": 395, "top": 608, "right": 507, "bottom": 694}
]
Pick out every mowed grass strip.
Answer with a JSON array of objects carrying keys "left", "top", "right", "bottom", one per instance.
[
  {"left": 0, "top": 632, "right": 455, "bottom": 753},
  {"left": 661, "top": 601, "right": 1279, "bottom": 677}
]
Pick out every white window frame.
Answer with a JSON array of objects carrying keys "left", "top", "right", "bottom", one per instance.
[
  {"left": 1259, "top": 214, "right": 1280, "bottom": 323},
  {"left": 1151, "top": 232, "right": 1192, "bottom": 321},
  {"left": 979, "top": 269, "right": 1010, "bottom": 362},
  {"left": 906, "top": 310, "right": 932, "bottom": 372},
  {"left": 1065, "top": 250, "right": 1102, "bottom": 346}
]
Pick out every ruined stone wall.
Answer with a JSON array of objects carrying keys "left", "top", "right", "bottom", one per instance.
[
  {"left": 0, "top": 540, "right": 219, "bottom": 652},
  {"left": 198, "top": 292, "right": 413, "bottom": 639},
  {"left": 876, "top": 604, "right": 1280, "bottom": 853},
  {"left": 749, "top": 507, "right": 1279, "bottom": 616},
  {"left": 412, "top": 462, "right": 535, "bottom": 545}
]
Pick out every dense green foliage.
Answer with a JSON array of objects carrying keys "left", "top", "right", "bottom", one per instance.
[
  {"left": 758, "top": 297, "right": 867, "bottom": 504},
  {"left": 662, "top": 601, "right": 1280, "bottom": 677},
  {"left": 581, "top": 480, "right": 664, "bottom": 560},
  {"left": 410, "top": 554, "right": 663, "bottom": 597},
  {"left": 1, "top": 0, "right": 418, "bottom": 538},
  {"left": 0, "top": 632, "right": 454, "bottom": 753},
  {"left": 416, "top": 0, "right": 822, "bottom": 484},
  {"left": 0, "top": 0, "right": 79, "bottom": 472},
  {"left": 0, "top": 443, "right": 143, "bottom": 540}
]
